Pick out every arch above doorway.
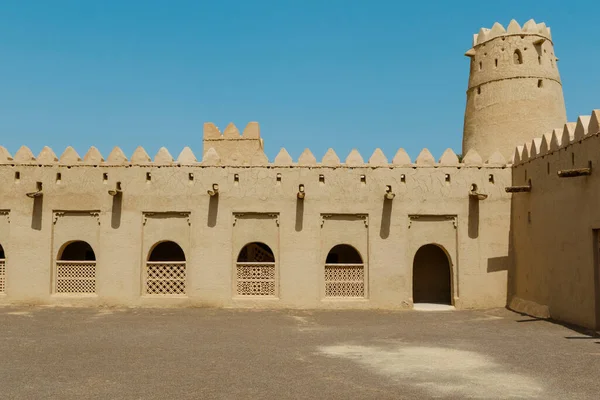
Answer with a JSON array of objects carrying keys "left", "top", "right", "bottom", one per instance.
[{"left": 412, "top": 244, "right": 452, "bottom": 305}]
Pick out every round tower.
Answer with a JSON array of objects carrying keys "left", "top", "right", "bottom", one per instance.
[{"left": 462, "top": 19, "right": 567, "bottom": 160}]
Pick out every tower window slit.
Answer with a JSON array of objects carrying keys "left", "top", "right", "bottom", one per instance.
[{"left": 513, "top": 50, "right": 523, "bottom": 65}]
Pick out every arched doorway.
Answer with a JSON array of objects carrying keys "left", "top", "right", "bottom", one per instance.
[
  {"left": 236, "top": 242, "right": 276, "bottom": 296},
  {"left": 412, "top": 244, "right": 452, "bottom": 305},
  {"left": 324, "top": 244, "right": 365, "bottom": 298},
  {"left": 0, "top": 244, "right": 5, "bottom": 293},
  {"left": 145, "top": 241, "right": 186, "bottom": 295},
  {"left": 56, "top": 241, "right": 96, "bottom": 294}
]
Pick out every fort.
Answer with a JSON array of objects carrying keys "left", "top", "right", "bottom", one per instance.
[{"left": 0, "top": 19, "right": 598, "bottom": 331}]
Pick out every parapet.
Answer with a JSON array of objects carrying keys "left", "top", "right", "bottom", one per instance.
[
  {"left": 0, "top": 143, "right": 510, "bottom": 169},
  {"left": 512, "top": 109, "right": 600, "bottom": 165},
  {"left": 470, "top": 19, "right": 552, "bottom": 48}
]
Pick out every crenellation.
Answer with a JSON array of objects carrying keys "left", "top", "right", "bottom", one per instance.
[
  {"left": 203, "top": 122, "right": 221, "bottom": 140},
  {"left": 539, "top": 135, "right": 550, "bottom": 156},
  {"left": 0, "top": 143, "right": 519, "bottom": 168},
  {"left": 106, "top": 147, "right": 128, "bottom": 164},
  {"left": 177, "top": 147, "right": 197, "bottom": 164},
  {"left": 529, "top": 137, "right": 542, "bottom": 159},
  {"left": 345, "top": 149, "right": 364, "bottom": 166},
  {"left": 415, "top": 148, "right": 436, "bottom": 166},
  {"left": 223, "top": 123, "right": 241, "bottom": 139},
  {"left": 513, "top": 145, "right": 524, "bottom": 164},
  {"left": 574, "top": 115, "right": 591, "bottom": 141},
  {"left": 462, "top": 149, "right": 483, "bottom": 166},
  {"left": 202, "top": 147, "right": 221, "bottom": 165},
  {"left": 506, "top": 19, "right": 521, "bottom": 34},
  {"left": 368, "top": 148, "right": 388, "bottom": 166},
  {"left": 561, "top": 122, "right": 576, "bottom": 148},
  {"left": 392, "top": 148, "right": 411, "bottom": 165},
  {"left": 473, "top": 19, "right": 552, "bottom": 47},
  {"left": 520, "top": 144, "right": 530, "bottom": 163},
  {"left": 439, "top": 148, "right": 459, "bottom": 165},
  {"left": 37, "top": 146, "right": 58, "bottom": 163},
  {"left": 14, "top": 146, "right": 36, "bottom": 163},
  {"left": 59, "top": 146, "right": 82, "bottom": 164},
  {"left": 274, "top": 148, "right": 293, "bottom": 165},
  {"left": 0, "top": 146, "right": 13, "bottom": 163},
  {"left": 298, "top": 148, "right": 317, "bottom": 165},
  {"left": 131, "top": 146, "right": 151, "bottom": 163},
  {"left": 589, "top": 110, "right": 600, "bottom": 134},
  {"left": 83, "top": 146, "right": 104, "bottom": 164},
  {"left": 550, "top": 129, "right": 561, "bottom": 151},
  {"left": 489, "top": 22, "right": 506, "bottom": 38},
  {"left": 154, "top": 147, "right": 174, "bottom": 164},
  {"left": 242, "top": 122, "right": 260, "bottom": 139},
  {"left": 485, "top": 151, "right": 506, "bottom": 166},
  {"left": 321, "top": 148, "right": 340, "bottom": 166},
  {"left": 510, "top": 110, "right": 600, "bottom": 166}
]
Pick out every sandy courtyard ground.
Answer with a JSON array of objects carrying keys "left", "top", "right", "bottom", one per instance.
[{"left": 0, "top": 306, "right": 598, "bottom": 399}]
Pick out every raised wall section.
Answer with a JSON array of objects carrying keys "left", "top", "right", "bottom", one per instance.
[
  {"left": 509, "top": 110, "right": 600, "bottom": 329},
  {"left": 0, "top": 130, "right": 511, "bottom": 309}
]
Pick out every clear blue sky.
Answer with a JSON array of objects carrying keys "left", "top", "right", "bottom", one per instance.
[{"left": 0, "top": 1, "right": 597, "bottom": 161}]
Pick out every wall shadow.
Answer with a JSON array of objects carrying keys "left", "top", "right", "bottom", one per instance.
[
  {"left": 295, "top": 199, "right": 304, "bottom": 232},
  {"left": 512, "top": 309, "right": 600, "bottom": 338},
  {"left": 379, "top": 198, "right": 392, "bottom": 239},
  {"left": 505, "top": 182, "right": 518, "bottom": 310},
  {"left": 468, "top": 196, "right": 479, "bottom": 239},
  {"left": 207, "top": 195, "right": 219, "bottom": 227},
  {"left": 111, "top": 194, "right": 122, "bottom": 229},
  {"left": 487, "top": 256, "right": 509, "bottom": 272},
  {"left": 31, "top": 196, "right": 43, "bottom": 231}
]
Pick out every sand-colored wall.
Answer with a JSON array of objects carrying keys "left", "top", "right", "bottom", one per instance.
[
  {"left": 202, "top": 122, "right": 266, "bottom": 164},
  {"left": 509, "top": 110, "right": 600, "bottom": 329},
  {"left": 0, "top": 144, "right": 511, "bottom": 309},
  {"left": 463, "top": 20, "right": 567, "bottom": 161}
]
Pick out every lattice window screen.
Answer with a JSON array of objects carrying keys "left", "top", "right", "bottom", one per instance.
[
  {"left": 145, "top": 262, "right": 186, "bottom": 295},
  {"left": 236, "top": 262, "right": 276, "bottom": 296},
  {"left": 55, "top": 261, "right": 96, "bottom": 294},
  {"left": 0, "top": 259, "right": 5, "bottom": 293},
  {"left": 324, "top": 264, "right": 365, "bottom": 297}
]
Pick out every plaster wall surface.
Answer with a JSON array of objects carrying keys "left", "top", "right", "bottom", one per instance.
[
  {"left": 509, "top": 110, "right": 600, "bottom": 329},
  {"left": 0, "top": 147, "right": 511, "bottom": 310}
]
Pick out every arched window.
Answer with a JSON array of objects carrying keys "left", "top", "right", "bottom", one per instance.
[
  {"left": 324, "top": 244, "right": 365, "bottom": 298},
  {"left": 236, "top": 242, "right": 276, "bottom": 296},
  {"left": 412, "top": 244, "right": 452, "bottom": 305},
  {"left": 148, "top": 241, "right": 185, "bottom": 262},
  {"left": 55, "top": 241, "right": 96, "bottom": 294},
  {"left": 0, "top": 244, "right": 5, "bottom": 293},
  {"left": 513, "top": 49, "right": 523, "bottom": 65},
  {"left": 145, "top": 241, "right": 186, "bottom": 295}
]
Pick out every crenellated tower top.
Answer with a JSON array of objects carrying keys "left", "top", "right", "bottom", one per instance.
[
  {"left": 470, "top": 19, "right": 552, "bottom": 48},
  {"left": 462, "top": 19, "right": 567, "bottom": 160}
]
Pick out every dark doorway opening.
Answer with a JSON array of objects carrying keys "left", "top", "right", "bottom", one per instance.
[{"left": 413, "top": 244, "right": 451, "bottom": 304}]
